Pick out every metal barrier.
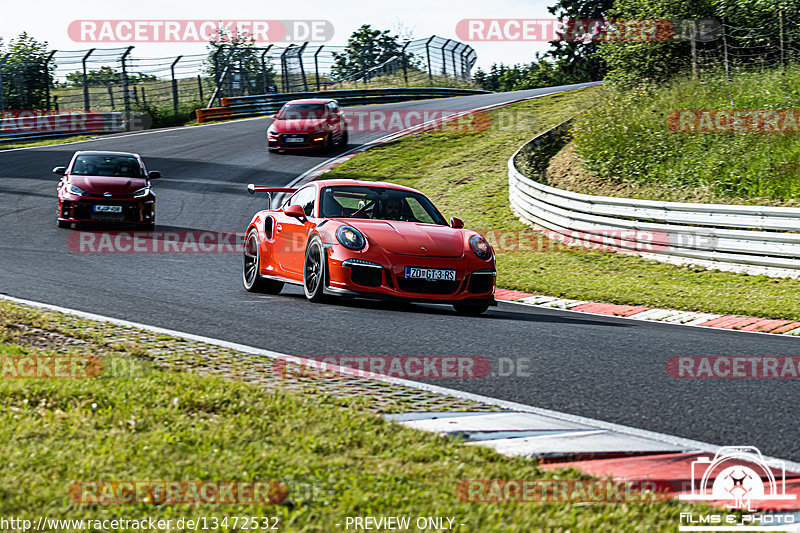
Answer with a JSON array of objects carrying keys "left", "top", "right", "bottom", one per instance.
[
  {"left": 196, "top": 87, "right": 490, "bottom": 123},
  {"left": 0, "top": 112, "right": 125, "bottom": 143},
  {"left": 508, "top": 120, "right": 800, "bottom": 278}
]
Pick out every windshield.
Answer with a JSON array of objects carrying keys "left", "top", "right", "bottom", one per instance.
[
  {"left": 71, "top": 155, "right": 142, "bottom": 178},
  {"left": 320, "top": 185, "right": 447, "bottom": 225},
  {"left": 277, "top": 104, "right": 326, "bottom": 120}
]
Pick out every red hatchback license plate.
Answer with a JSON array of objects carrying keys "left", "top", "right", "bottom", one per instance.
[
  {"left": 93, "top": 205, "right": 122, "bottom": 213},
  {"left": 404, "top": 267, "right": 456, "bottom": 281}
]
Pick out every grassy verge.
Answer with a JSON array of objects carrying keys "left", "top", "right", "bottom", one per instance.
[
  {"left": 572, "top": 67, "right": 800, "bottom": 205},
  {"left": 0, "top": 301, "right": 703, "bottom": 532},
  {"left": 0, "top": 135, "right": 98, "bottom": 151},
  {"left": 322, "top": 87, "right": 800, "bottom": 321}
]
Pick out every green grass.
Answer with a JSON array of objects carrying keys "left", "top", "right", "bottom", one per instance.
[
  {"left": 323, "top": 87, "right": 800, "bottom": 322},
  {"left": 0, "top": 135, "right": 98, "bottom": 150},
  {"left": 0, "top": 332, "right": 707, "bottom": 532},
  {"left": 52, "top": 77, "right": 216, "bottom": 113},
  {"left": 327, "top": 70, "right": 480, "bottom": 90},
  {"left": 572, "top": 67, "right": 800, "bottom": 205}
]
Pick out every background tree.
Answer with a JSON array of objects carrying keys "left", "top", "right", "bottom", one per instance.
[
  {"left": 0, "top": 32, "right": 53, "bottom": 110},
  {"left": 205, "top": 29, "right": 275, "bottom": 96},
  {"left": 331, "top": 25, "right": 404, "bottom": 79},
  {"left": 64, "top": 66, "right": 157, "bottom": 87},
  {"left": 546, "top": 0, "right": 614, "bottom": 83},
  {"left": 598, "top": 0, "right": 714, "bottom": 87},
  {"left": 473, "top": 0, "right": 613, "bottom": 91}
]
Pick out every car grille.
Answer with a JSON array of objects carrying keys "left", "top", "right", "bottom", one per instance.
[
  {"left": 280, "top": 133, "right": 308, "bottom": 146},
  {"left": 75, "top": 201, "right": 143, "bottom": 222},
  {"left": 468, "top": 273, "right": 494, "bottom": 293},
  {"left": 350, "top": 265, "right": 383, "bottom": 287},
  {"left": 396, "top": 277, "right": 460, "bottom": 295}
]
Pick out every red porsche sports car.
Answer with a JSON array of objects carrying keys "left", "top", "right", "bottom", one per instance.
[
  {"left": 267, "top": 98, "right": 348, "bottom": 152},
  {"left": 242, "top": 179, "right": 496, "bottom": 315},
  {"left": 54, "top": 150, "right": 160, "bottom": 229}
]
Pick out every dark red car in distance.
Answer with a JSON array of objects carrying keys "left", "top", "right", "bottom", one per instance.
[
  {"left": 54, "top": 151, "right": 160, "bottom": 229},
  {"left": 267, "top": 98, "right": 348, "bottom": 152}
]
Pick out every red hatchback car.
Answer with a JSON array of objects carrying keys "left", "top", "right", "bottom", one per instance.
[
  {"left": 267, "top": 99, "right": 348, "bottom": 152},
  {"left": 242, "top": 179, "right": 496, "bottom": 315},
  {"left": 54, "top": 151, "right": 160, "bottom": 229}
]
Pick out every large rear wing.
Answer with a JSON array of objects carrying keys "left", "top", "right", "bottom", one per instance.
[{"left": 247, "top": 184, "right": 298, "bottom": 195}]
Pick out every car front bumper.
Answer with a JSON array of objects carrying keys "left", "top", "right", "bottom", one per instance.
[
  {"left": 58, "top": 197, "right": 155, "bottom": 225},
  {"left": 325, "top": 245, "right": 496, "bottom": 304}
]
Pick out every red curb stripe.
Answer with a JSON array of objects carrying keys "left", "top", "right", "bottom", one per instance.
[
  {"left": 771, "top": 321, "right": 800, "bottom": 334},
  {"left": 541, "top": 452, "right": 800, "bottom": 509},
  {"left": 739, "top": 319, "right": 794, "bottom": 332},
  {"left": 571, "top": 302, "right": 650, "bottom": 317},
  {"left": 494, "top": 289, "right": 533, "bottom": 301},
  {"left": 706, "top": 317, "right": 763, "bottom": 330},
  {"left": 698, "top": 315, "right": 746, "bottom": 328}
]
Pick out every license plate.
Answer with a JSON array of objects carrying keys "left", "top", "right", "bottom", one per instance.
[
  {"left": 405, "top": 267, "right": 456, "bottom": 281},
  {"left": 93, "top": 205, "right": 122, "bottom": 213},
  {"left": 284, "top": 137, "right": 304, "bottom": 143}
]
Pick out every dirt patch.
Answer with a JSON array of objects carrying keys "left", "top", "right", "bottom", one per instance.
[
  {"left": 6, "top": 324, "right": 90, "bottom": 351},
  {"left": 544, "top": 142, "right": 800, "bottom": 207}
]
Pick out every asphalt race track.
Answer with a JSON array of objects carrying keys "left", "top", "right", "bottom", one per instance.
[{"left": 2, "top": 82, "right": 799, "bottom": 462}]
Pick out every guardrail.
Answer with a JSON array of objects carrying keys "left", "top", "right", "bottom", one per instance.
[
  {"left": 508, "top": 119, "right": 800, "bottom": 278},
  {"left": 0, "top": 112, "right": 125, "bottom": 143},
  {"left": 195, "top": 87, "right": 490, "bottom": 123}
]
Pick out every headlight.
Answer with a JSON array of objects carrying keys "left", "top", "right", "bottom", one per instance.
[
  {"left": 469, "top": 234, "right": 492, "bottom": 260},
  {"left": 67, "top": 183, "right": 86, "bottom": 196},
  {"left": 267, "top": 129, "right": 278, "bottom": 136},
  {"left": 336, "top": 225, "right": 366, "bottom": 251},
  {"left": 132, "top": 187, "right": 150, "bottom": 198}
]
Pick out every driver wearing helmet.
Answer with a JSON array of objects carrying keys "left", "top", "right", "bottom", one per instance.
[{"left": 383, "top": 197, "right": 406, "bottom": 220}]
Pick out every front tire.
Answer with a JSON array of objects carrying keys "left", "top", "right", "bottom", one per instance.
[
  {"left": 303, "top": 235, "right": 328, "bottom": 302},
  {"left": 243, "top": 229, "right": 284, "bottom": 294},
  {"left": 453, "top": 303, "right": 490, "bottom": 316},
  {"left": 57, "top": 220, "right": 71, "bottom": 229},
  {"left": 337, "top": 128, "right": 348, "bottom": 147}
]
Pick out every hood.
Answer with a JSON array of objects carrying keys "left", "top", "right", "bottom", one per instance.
[
  {"left": 346, "top": 220, "right": 464, "bottom": 258},
  {"left": 69, "top": 175, "right": 147, "bottom": 195},
  {"left": 271, "top": 117, "right": 327, "bottom": 133}
]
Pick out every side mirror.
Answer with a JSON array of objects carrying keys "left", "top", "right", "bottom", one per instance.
[
  {"left": 148, "top": 170, "right": 161, "bottom": 179},
  {"left": 449, "top": 216, "right": 464, "bottom": 229},
  {"left": 284, "top": 204, "right": 306, "bottom": 220},
  {"left": 53, "top": 166, "right": 66, "bottom": 176}
]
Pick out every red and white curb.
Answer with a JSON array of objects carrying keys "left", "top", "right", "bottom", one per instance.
[
  {"left": 495, "top": 288, "right": 800, "bottom": 337},
  {"left": 386, "top": 411, "right": 800, "bottom": 512}
]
